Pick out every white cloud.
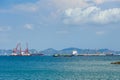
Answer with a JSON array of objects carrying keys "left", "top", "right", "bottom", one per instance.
[
  {"left": 56, "top": 30, "right": 69, "bottom": 34},
  {"left": 0, "top": 27, "right": 11, "bottom": 32},
  {"left": 52, "top": 0, "right": 90, "bottom": 9},
  {"left": 64, "top": 6, "right": 120, "bottom": 24},
  {"left": 0, "top": 9, "right": 10, "bottom": 13},
  {"left": 13, "top": 3, "right": 38, "bottom": 12},
  {"left": 24, "top": 24, "right": 33, "bottom": 30},
  {"left": 1, "top": 0, "right": 120, "bottom": 13},
  {"left": 94, "top": 0, "right": 120, "bottom": 4},
  {"left": 2, "top": 0, "right": 91, "bottom": 13},
  {"left": 94, "top": 8, "right": 120, "bottom": 24},
  {"left": 1, "top": 0, "right": 120, "bottom": 26},
  {"left": 51, "top": 0, "right": 120, "bottom": 10},
  {"left": 96, "top": 31, "right": 105, "bottom": 35},
  {"left": 93, "top": 0, "right": 106, "bottom": 4}
]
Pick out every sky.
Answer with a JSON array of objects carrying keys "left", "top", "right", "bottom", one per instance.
[{"left": 0, "top": 0, "right": 120, "bottom": 50}]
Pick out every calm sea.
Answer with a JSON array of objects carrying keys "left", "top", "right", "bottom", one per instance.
[{"left": 0, "top": 56, "right": 120, "bottom": 80}]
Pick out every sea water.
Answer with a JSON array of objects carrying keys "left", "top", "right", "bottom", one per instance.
[{"left": 0, "top": 56, "right": 120, "bottom": 80}]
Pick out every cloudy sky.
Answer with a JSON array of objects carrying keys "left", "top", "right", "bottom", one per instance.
[{"left": 0, "top": 0, "right": 120, "bottom": 50}]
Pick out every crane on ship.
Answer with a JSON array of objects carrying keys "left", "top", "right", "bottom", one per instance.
[
  {"left": 21, "top": 43, "right": 30, "bottom": 56},
  {"left": 11, "top": 43, "right": 30, "bottom": 56},
  {"left": 12, "top": 43, "right": 20, "bottom": 56}
]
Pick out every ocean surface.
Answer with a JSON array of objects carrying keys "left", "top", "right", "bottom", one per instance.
[{"left": 0, "top": 56, "right": 120, "bottom": 80}]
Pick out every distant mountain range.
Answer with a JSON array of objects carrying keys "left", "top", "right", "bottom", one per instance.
[
  {"left": 40, "top": 48, "right": 120, "bottom": 55},
  {"left": 0, "top": 48, "right": 120, "bottom": 56}
]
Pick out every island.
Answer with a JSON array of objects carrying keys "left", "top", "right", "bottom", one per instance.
[{"left": 111, "top": 61, "right": 120, "bottom": 64}]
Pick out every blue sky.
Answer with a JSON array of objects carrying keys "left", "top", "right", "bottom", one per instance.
[{"left": 0, "top": 0, "right": 120, "bottom": 50}]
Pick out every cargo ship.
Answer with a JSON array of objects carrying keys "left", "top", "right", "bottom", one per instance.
[
  {"left": 11, "top": 43, "right": 31, "bottom": 56},
  {"left": 53, "top": 50, "right": 78, "bottom": 57}
]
